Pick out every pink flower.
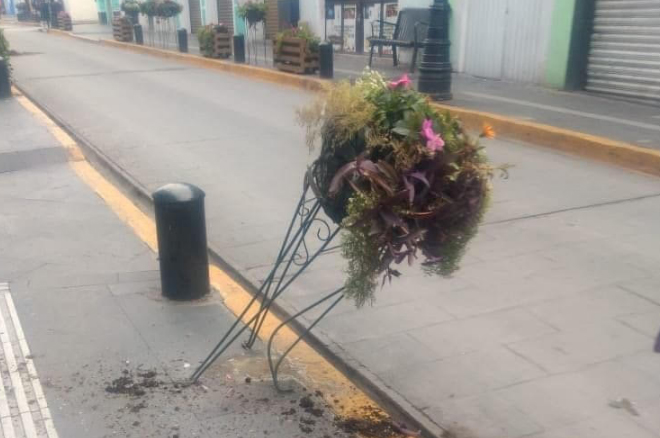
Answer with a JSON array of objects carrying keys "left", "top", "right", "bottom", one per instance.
[
  {"left": 388, "top": 74, "right": 412, "bottom": 89},
  {"left": 420, "top": 119, "right": 445, "bottom": 152}
]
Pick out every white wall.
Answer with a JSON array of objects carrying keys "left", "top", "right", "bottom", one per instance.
[
  {"left": 65, "top": 0, "right": 100, "bottom": 22},
  {"left": 300, "top": 0, "right": 324, "bottom": 38}
]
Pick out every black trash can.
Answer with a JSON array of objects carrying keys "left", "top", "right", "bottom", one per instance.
[
  {"left": 233, "top": 34, "right": 245, "bottom": 63},
  {"left": 153, "top": 183, "right": 210, "bottom": 300},
  {"left": 177, "top": 28, "right": 188, "bottom": 53},
  {"left": 319, "top": 42, "right": 333, "bottom": 79}
]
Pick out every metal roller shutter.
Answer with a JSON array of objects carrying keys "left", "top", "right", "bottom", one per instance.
[
  {"left": 188, "top": 0, "right": 203, "bottom": 34},
  {"left": 217, "top": 0, "right": 234, "bottom": 34},
  {"left": 586, "top": 0, "right": 660, "bottom": 104}
]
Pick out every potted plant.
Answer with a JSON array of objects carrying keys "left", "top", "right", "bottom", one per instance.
[
  {"left": 121, "top": 0, "right": 141, "bottom": 25},
  {"left": 197, "top": 24, "right": 230, "bottom": 58},
  {"left": 273, "top": 24, "right": 320, "bottom": 74},
  {"left": 112, "top": 15, "right": 134, "bottom": 42},
  {"left": 0, "top": 29, "right": 11, "bottom": 79},
  {"left": 298, "top": 71, "right": 503, "bottom": 306},
  {"left": 139, "top": 0, "right": 158, "bottom": 17},
  {"left": 57, "top": 11, "right": 72, "bottom": 30},
  {"left": 237, "top": 1, "right": 267, "bottom": 27},
  {"left": 155, "top": 0, "right": 182, "bottom": 18}
]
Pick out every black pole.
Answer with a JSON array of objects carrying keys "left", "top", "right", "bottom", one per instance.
[
  {"left": 233, "top": 34, "right": 245, "bottom": 63},
  {"left": 0, "top": 57, "right": 11, "bottom": 99},
  {"left": 177, "top": 28, "right": 188, "bottom": 53},
  {"left": 319, "top": 42, "right": 333, "bottom": 79},
  {"left": 134, "top": 23, "right": 144, "bottom": 45},
  {"left": 417, "top": 0, "right": 452, "bottom": 101}
]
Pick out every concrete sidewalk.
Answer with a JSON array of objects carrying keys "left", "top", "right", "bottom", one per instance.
[
  {"left": 6, "top": 27, "right": 660, "bottom": 438},
  {"left": 0, "top": 95, "right": 368, "bottom": 437},
  {"left": 64, "top": 22, "right": 660, "bottom": 151}
]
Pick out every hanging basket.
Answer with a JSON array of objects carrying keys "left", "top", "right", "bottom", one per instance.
[{"left": 298, "top": 71, "right": 503, "bottom": 305}]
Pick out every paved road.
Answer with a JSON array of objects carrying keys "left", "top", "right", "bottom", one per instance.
[
  {"left": 70, "top": 22, "right": 660, "bottom": 150},
  {"left": 5, "top": 27, "right": 660, "bottom": 438}
]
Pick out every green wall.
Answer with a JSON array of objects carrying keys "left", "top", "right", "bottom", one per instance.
[{"left": 545, "top": 0, "right": 577, "bottom": 88}]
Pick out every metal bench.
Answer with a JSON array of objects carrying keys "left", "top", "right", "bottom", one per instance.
[{"left": 368, "top": 8, "right": 430, "bottom": 73}]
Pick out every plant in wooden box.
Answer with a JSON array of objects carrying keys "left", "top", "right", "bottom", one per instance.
[
  {"left": 112, "top": 16, "right": 134, "bottom": 43},
  {"left": 57, "top": 11, "right": 72, "bottom": 31},
  {"left": 197, "top": 24, "right": 230, "bottom": 58},
  {"left": 274, "top": 24, "right": 320, "bottom": 75},
  {"left": 121, "top": 0, "right": 140, "bottom": 25}
]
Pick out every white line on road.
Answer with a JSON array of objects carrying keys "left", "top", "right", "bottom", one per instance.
[
  {"left": 0, "top": 282, "right": 58, "bottom": 438},
  {"left": 462, "top": 91, "right": 660, "bottom": 132},
  {"left": 5, "top": 293, "right": 59, "bottom": 438},
  {"left": 0, "top": 290, "right": 38, "bottom": 437}
]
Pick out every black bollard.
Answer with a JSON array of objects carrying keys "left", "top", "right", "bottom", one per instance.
[
  {"left": 177, "top": 28, "right": 188, "bottom": 53},
  {"left": 319, "top": 42, "right": 333, "bottom": 79},
  {"left": 417, "top": 0, "right": 452, "bottom": 100},
  {"left": 134, "top": 24, "right": 144, "bottom": 45},
  {"left": 153, "top": 183, "right": 210, "bottom": 300},
  {"left": 233, "top": 34, "right": 245, "bottom": 63},
  {"left": 0, "top": 57, "right": 10, "bottom": 99}
]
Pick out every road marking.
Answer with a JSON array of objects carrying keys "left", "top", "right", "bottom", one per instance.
[
  {"left": 0, "top": 283, "right": 59, "bottom": 438},
  {"left": 5, "top": 293, "right": 59, "bottom": 438},
  {"left": 462, "top": 91, "right": 660, "bottom": 132}
]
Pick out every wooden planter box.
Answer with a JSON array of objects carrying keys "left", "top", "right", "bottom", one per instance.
[
  {"left": 213, "top": 28, "right": 231, "bottom": 59},
  {"left": 58, "top": 15, "right": 72, "bottom": 31},
  {"left": 112, "top": 17, "right": 133, "bottom": 43},
  {"left": 273, "top": 37, "right": 319, "bottom": 75}
]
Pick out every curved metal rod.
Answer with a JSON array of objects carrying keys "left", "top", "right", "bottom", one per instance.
[
  {"left": 244, "top": 226, "right": 340, "bottom": 349},
  {"left": 245, "top": 200, "right": 324, "bottom": 346},
  {"left": 267, "top": 288, "right": 346, "bottom": 392}
]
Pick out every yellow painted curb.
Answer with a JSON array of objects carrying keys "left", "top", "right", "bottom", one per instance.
[
  {"left": 102, "top": 39, "right": 327, "bottom": 92},
  {"left": 433, "top": 103, "right": 660, "bottom": 178},
  {"left": 47, "top": 28, "right": 660, "bottom": 178},
  {"left": 12, "top": 85, "right": 396, "bottom": 431}
]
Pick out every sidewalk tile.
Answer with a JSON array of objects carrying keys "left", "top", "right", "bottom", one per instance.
[
  {"left": 382, "top": 346, "right": 546, "bottom": 408},
  {"left": 617, "top": 311, "right": 660, "bottom": 339},
  {"left": 318, "top": 299, "right": 454, "bottom": 343},
  {"left": 527, "top": 285, "right": 657, "bottom": 330},
  {"left": 525, "top": 413, "right": 659, "bottom": 438},
  {"left": 342, "top": 333, "right": 433, "bottom": 375},
  {"left": 508, "top": 321, "right": 651, "bottom": 374},
  {"left": 619, "top": 276, "right": 660, "bottom": 306},
  {"left": 427, "top": 393, "right": 543, "bottom": 438},
  {"left": 496, "top": 359, "right": 660, "bottom": 431},
  {"left": 408, "top": 308, "right": 556, "bottom": 360}
]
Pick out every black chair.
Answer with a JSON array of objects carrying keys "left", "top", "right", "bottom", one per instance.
[{"left": 368, "top": 8, "right": 430, "bottom": 73}]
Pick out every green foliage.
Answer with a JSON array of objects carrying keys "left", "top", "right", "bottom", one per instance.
[
  {"left": 155, "top": 0, "right": 182, "bottom": 18},
  {"left": 0, "top": 29, "right": 11, "bottom": 78},
  {"left": 197, "top": 25, "right": 216, "bottom": 57},
  {"left": 140, "top": 0, "right": 158, "bottom": 16},
  {"left": 121, "top": 0, "right": 141, "bottom": 14},
  {"left": 237, "top": 1, "right": 267, "bottom": 26},
  {"left": 300, "top": 71, "right": 503, "bottom": 306},
  {"left": 275, "top": 23, "right": 321, "bottom": 54}
]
